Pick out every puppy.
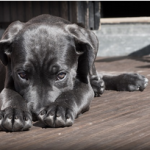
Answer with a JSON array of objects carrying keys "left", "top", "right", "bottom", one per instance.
[{"left": 0, "top": 14, "right": 148, "bottom": 132}]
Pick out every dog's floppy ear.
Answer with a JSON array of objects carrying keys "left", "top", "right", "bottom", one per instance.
[
  {"left": 0, "top": 21, "right": 24, "bottom": 65},
  {"left": 65, "top": 24, "right": 99, "bottom": 83}
]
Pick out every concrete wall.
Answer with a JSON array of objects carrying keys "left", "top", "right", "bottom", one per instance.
[{"left": 94, "top": 24, "right": 150, "bottom": 57}]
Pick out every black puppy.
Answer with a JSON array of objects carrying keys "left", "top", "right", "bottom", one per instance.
[{"left": 0, "top": 14, "right": 148, "bottom": 132}]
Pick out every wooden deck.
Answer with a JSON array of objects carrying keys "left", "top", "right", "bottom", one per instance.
[{"left": 0, "top": 56, "right": 150, "bottom": 150}]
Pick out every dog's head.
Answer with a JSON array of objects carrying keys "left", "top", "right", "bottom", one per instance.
[{"left": 0, "top": 16, "right": 98, "bottom": 112}]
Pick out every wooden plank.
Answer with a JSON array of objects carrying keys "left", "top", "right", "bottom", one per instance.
[
  {"left": 25, "top": 1, "right": 33, "bottom": 21},
  {"left": 17, "top": 1, "right": 25, "bottom": 22},
  {"left": 89, "top": 1, "right": 94, "bottom": 30},
  {"left": 94, "top": 1, "right": 100, "bottom": 30},
  {"left": 77, "top": 1, "right": 88, "bottom": 28},
  {"left": 68, "top": 1, "right": 77, "bottom": 23},
  {"left": 0, "top": 2, "right": 3, "bottom": 22},
  {"left": 32, "top": 1, "right": 41, "bottom": 18},
  {"left": 0, "top": 56, "right": 149, "bottom": 149},
  {"left": 41, "top": 1, "right": 50, "bottom": 14},
  {"left": 49, "top": 1, "right": 60, "bottom": 16},
  {"left": 60, "top": 1, "right": 68, "bottom": 20},
  {"left": 101, "top": 17, "right": 150, "bottom": 24},
  {"left": 3, "top": 1, "right": 10, "bottom": 22},
  {"left": 10, "top": 1, "right": 17, "bottom": 22}
]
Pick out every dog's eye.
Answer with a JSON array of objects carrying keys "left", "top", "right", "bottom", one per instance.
[
  {"left": 56, "top": 72, "right": 66, "bottom": 81},
  {"left": 18, "top": 72, "right": 28, "bottom": 80}
]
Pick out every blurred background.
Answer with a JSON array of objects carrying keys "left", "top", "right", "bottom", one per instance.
[{"left": 0, "top": 1, "right": 150, "bottom": 57}]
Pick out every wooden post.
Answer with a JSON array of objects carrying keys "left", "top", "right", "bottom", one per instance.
[
  {"left": 69, "top": 1, "right": 100, "bottom": 30},
  {"left": 77, "top": 1, "right": 88, "bottom": 28},
  {"left": 89, "top": 1, "right": 94, "bottom": 30},
  {"left": 94, "top": 2, "right": 100, "bottom": 30}
]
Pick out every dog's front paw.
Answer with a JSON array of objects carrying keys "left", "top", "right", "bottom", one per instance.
[
  {"left": 38, "top": 103, "right": 75, "bottom": 128},
  {"left": 117, "top": 73, "right": 149, "bottom": 91},
  {"left": 0, "top": 107, "right": 32, "bottom": 132}
]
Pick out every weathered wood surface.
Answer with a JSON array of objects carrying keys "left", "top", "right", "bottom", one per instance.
[
  {"left": 0, "top": 1, "right": 100, "bottom": 30},
  {"left": 0, "top": 56, "right": 150, "bottom": 150}
]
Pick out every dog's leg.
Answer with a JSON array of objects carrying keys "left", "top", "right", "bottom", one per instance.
[
  {"left": 90, "top": 64, "right": 105, "bottom": 97},
  {"left": 103, "top": 73, "right": 148, "bottom": 91},
  {"left": 0, "top": 63, "right": 5, "bottom": 92},
  {"left": 0, "top": 88, "right": 32, "bottom": 132},
  {"left": 38, "top": 78, "right": 94, "bottom": 128},
  {"left": 0, "top": 66, "right": 32, "bottom": 132}
]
